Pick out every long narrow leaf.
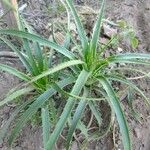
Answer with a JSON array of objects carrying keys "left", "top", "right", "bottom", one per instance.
[
  {"left": 88, "top": 101, "right": 102, "bottom": 125},
  {"left": 46, "top": 70, "right": 90, "bottom": 149},
  {"left": 109, "top": 59, "right": 150, "bottom": 65},
  {"left": 66, "top": 87, "right": 88, "bottom": 149},
  {"left": 42, "top": 106, "right": 51, "bottom": 149},
  {"left": 28, "top": 60, "right": 83, "bottom": 84},
  {"left": 34, "top": 43, "right": 44, "bottom": 71},
  {"left": 0, "top": 63, "right": 30, "bottom": 81},
  {"left": 0, "top": 30, "right": 75, "bottom": 59},
  {"left": 107, "top": 74, "right": 150, "bottom": 106},
  {"left": 90, "top": 0, "right": 105, "bottom": 52},
  {"left": 0, "top": 37, "right": 33, "bottom": 73},
  {"left": 109, "top": 53, "right": 150, "bottom": 60},
  {"left": 21, "top": 16, "right": 44, "bottom": 72},
  {"left": 99, "top": 76, "right": 131, "bottom": 150},
  {"left": 0, "top": 87, "right": 34, "bottom": 107},
  {"left": 65, "top": 0, "right": 88, "bottom": 52},
  {"left": 23, "top": 39, "right": 40, "bottom": 75}
]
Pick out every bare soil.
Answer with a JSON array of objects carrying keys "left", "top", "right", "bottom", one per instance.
[{"left": 0, "top": 0, "right": 150, "bottom": 149}]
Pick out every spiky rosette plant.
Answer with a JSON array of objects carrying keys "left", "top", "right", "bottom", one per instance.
[{"left": 0, "top": 0, "right": 149, "bottom": 149}]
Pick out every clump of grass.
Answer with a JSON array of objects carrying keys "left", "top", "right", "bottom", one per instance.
[{"left": 0, "top": 0, "right": 150, "bottom": 150}]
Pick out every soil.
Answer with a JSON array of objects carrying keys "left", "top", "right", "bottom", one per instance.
[{"left": 0, "top": 0, "right": 150, "bottom": 150}]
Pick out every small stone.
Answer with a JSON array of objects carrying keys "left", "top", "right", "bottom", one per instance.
[
  {"left": 134, "top": 128, "right": 141, "bottom": 138},
  {"left": 117, "top": 47, "right": 123, "bottom": 52},
  {"left": 103, "top": 24, "right": 117, "bottom": 37}
]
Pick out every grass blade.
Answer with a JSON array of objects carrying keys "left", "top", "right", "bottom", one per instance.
[
  {"left": 66, "top": 0, "right": 88, "bottom": 52},
  {"left": 0, "top": 87, "right": 34, "bottom": 107},
  {"left": 88, "top": 101, "right": 102, "bottom": 125},
  {"left": 109, "top": 59, "right": 150, "bottom": 65},
  {"left": 99, "top": 76, "right": 131, "bottom": 150},
  {"left": 34, "top": 43, "right": 44, "bottom": 71},
  {"left": 22, "top": 39, "right": 40, "bottom": 75},
  {"left": 0, "top": 63, "right": 30, "bottom": 81},
  {"left": 0, "top": 37, "right": 33, "bottom": 73},
  {"left": 108, "top": 53, "right": 150, "bottom": 65},
  {"left": 90, "top": 0, "right": 105, "bottom": 54},
  {"left": 66, "top": 87, "right": 88, "bottom": 149},
  {"left": 107, "top": 74, "right": 150, "bottom": 106},
  {"left": 42, "top": 106, "right": 51, "bottom": 149},
  {"left": 0, "top": 29, "right": 75, "bottom": 59},
  {"left": 46, "top": 70, "right": 90, "bottom": 149},
  {"left": 109, "top": 53, "right": 150, "bottom": 60},
  {"left": 28, "top": 60, "right": 83, "bottom": 84}
]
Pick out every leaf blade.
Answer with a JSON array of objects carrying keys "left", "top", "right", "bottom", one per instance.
[
  {"left": 28, "top": 60, "right": 83, "bottom": 84},
  {"left": 66, "top": 87, "right": 88, "bottom": 149},
  {"left": 99, "top": 76, "right": 131, "bottom": 150},
  {"left": 0, "top": 29, "right": 75, "bottom": 59}
]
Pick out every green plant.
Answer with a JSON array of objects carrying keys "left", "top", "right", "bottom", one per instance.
[
  {"left": 117, "top": 20, "right": 139, "bottom": 48},
  {"left": 0, "top": 0, "right": 150, "bottom": 150}
]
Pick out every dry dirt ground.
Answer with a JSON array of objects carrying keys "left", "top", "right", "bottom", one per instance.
[{"left": 0, "top": 0, "right": 150, "bottom": 149}]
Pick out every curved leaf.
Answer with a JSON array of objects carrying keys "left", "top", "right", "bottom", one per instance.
[
  {"left": 109, "top": 53, "right": 150, "bottom": 60},
  {"left": 0, "top": 63, "right": 30, "bottom": 81},
  {"left": 99, "top": 76, "right": 131, "bottom": 150},
  {"left": 0, "top": 37, "right": 33, "bottom": 73},
  {"left": 90, "top": 0, "right": 105, "bottom": 53},
  {"left": 0, "top": 30, "right": 75, "bottom": 59},
  {"left": 42, "top": 106, "right": 51, "bottom": 149},
  {"left": 66, "top": 87, "right": 88, "bottom": 149},
  {"left": 65, "top": 0, "right": 88, "bottom": 52},
  {"left": 0, "top": 87, "right": 34, "bottom": 107},
  {"left": 107, "top": 74, "right": 150, "bottom": 106},
  {"left": 28, "top": 60, "right": 83, "bottom": 84},
  {"left": 88, "top": 101, "right": 102, "bottom": 125}
]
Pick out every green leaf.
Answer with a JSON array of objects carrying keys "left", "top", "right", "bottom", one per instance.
[
  {"left": 22, "top": 38, "right": 40, "bottom": 75},
  {"left": 107, "top": 74, "right": 150, "bottom": 107},
  {"left": 88, "top": 101, "right": 102, "bottom": 125},
  {"left": 28, "top": 60, "right": 84, "bottom": 84},
  {"left": 19, "top": 15, "right": 39, "bottom": 75},
  {"left": 0, "top": 29, "right": 75, "bottom": 59},
  {"left": 34, "top": 43, "right": 44, "bottom": 71},
  {"left": 46, "top": 70, "right": 90, "bottom": 149},
  {"left": 112, "top": 67, "right": 150, "bottom": 78},
  {"left": 65, "top": 0, "right": 88, "bottom": 52},
  {"left": 0, "top": 63, "right": 30, "bottom": 81},
  {"left": 110, "top": 59, "right": 150, "bottom": 65},
  {"left": 77, "top": 121, "right": 88, "bottom": 138},
  {"left": 117, "top": 20, "right": 127, "bottom": 28},
  {"left": 42, "top": 106, "right": 51, "bottom": 149},
  {"left": 66, "top": 87, "right": 88, "bottom": 149},
  {"left": 108, "top": 53, "right": 150, "bottom": 65},
  {"left": 131, "top": 38, "right": 138, "bottom": 48},
  {"left": 90, "top": 0, "right": 105, "bottom": 54},
  {"left": 8, "top": 77, "right": 75, "bottom": 145},
  {"left": 99, "top": 76, "right": 131, "bottom": 150},
  {"left": 109, "top": 53, "right": 150, "bottom": 61},
  {"left": 21, "top": 16, "right": 44, "bottom": 72},
  {"left": 0, "top": 37, "right": 33, "bottom": 73},
  {"left": 0, "top": 87, "right": 34, "bottom": 107}
]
